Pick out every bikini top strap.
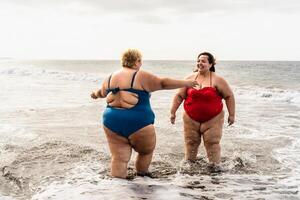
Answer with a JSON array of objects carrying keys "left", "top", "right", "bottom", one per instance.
[
  {"left": 107, "top": 74, "right": 112, "bottom": 89},
  {"left": 130, "top": 71, "right": 138, "bottom": 88}
]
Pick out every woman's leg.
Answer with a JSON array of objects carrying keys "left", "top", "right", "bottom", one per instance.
[
  {"left": 183, "top": 112, "right": 201, "bottom": 161},
  {"left": 104, "top": 126, "right": 132, "bottom": 179},
  {"left": 129, "top": 125, "right": 156, "bottom": 174},
  {"left": 201, "top": 111, "right": 224, "bottom": 165}
]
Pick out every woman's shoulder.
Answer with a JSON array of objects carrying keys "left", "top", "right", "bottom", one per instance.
[
  {"left": 185, "top": 72, "right": 197, "bottom": 80},
  {"left": 108, "top": 69, "right": 122, "bottom": 76},
  {"left": 212, "top": 73, "right": 228, "bottom": 85},
  {"left": 137, "top": 69, "right": 149, "bottom": 74},
  {"left": 136, "top": 69, "right": 156, "bottom": 78}
]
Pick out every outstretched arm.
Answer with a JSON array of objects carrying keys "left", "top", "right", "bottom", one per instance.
[
  {"left": 216, "top": 77, "right": 235, "bottom": 125},
  {"left": 139, "top": 70, "right": 198, "bottom": 92}
]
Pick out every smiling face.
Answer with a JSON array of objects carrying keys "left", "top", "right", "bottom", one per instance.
[{"left": 197, "top": 55, "right": 212, "bottom": 72}]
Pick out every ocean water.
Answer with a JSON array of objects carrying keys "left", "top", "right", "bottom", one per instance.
[{"left": 0, "top": 59, "right": 299, "bottom": 200}]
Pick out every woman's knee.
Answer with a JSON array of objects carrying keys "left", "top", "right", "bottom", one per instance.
[
  {"left": 185, "top": 139, "right": 198, "bottom": 146},
  {"left": 204, "top": 139, "right": 220, "bottom": 149},
  {"left": 111, "top": 153, "right": 131, "bottom": 163},
  {"left": 185, "top": 136, "right": 200, "bottom": 148},
  {"left": 136, "top": 144, "right": 155, "bottom": 155},
  {"left": 184, "top": 129, "right": 200, "bottom": 143}
]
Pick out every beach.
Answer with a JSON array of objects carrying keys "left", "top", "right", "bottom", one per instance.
[{"left": 0, "top": 60, "right": 299, "bottom": 200}]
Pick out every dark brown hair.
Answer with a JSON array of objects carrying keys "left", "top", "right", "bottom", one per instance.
[{"left": 197, "top": 52, "right": 216, "bottom": 72}]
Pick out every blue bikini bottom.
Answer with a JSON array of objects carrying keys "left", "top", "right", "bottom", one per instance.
[{"left": 103, "top": 105, "right": 155, "bottom": 138}]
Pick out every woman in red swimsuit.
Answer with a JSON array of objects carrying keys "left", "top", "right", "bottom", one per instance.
[{"left": 170, "top": 52, "right": 235, "bottom": 171}]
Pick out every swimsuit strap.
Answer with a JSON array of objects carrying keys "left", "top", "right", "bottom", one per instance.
[
  {"left": 194, "top": 73, "right": 199, "bottom": 80},
  {"left": 107, "top": 74, "right": 112, "bottom": 89},
  {"left": 194, "top": 72, "right": 212, "bottom": 88},
  {"left": 194, "top": 73, "right": 201, "bottom": 89},
  {"left": 130, "top": 71, "right": 138, "bottom": 88},
  {"left": 210, "top": 71, "right": 212, "bottom": 87},
  {"left": 107, "top": 71, "right": 138, "bottom": 92}
]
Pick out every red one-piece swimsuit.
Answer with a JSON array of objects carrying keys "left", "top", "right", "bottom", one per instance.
[{"left": 184, "top": 72, "right": 223, "bottom": 123}]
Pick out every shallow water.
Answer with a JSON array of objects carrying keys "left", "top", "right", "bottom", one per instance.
[{"left": 0, "top": 60, "right": 299, "bottom": 199}]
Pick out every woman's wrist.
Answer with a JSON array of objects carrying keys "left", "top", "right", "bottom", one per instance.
[
  {"left": 229, "top": 114, "right": 235, "bottom": 118},
  {"left": 96, "top": 90, "right": 102, "bottom": 97}
]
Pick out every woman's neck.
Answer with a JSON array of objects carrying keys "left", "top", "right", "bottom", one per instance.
[
  {"left": 123, "top": 66, "right": 139, "bottom": 71},
  {"left": 131, "top": 65, "right": 140, "bottom": 70},
  {"left": 199, "top": 70, "right": 210, "bottom": 77}
]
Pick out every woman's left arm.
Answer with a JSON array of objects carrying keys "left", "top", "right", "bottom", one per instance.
[{"left": 216, "top": 77, "right": 235, "bottom": 126}]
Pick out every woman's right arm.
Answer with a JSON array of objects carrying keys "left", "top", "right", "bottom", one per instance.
[
  {"left": 170, "top": 87, "right": 187, "bottom": 124},
  {"left": 169, "top": 73, "right": 195, "bottom": 124}
]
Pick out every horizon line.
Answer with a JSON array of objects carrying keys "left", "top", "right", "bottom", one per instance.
[{"left": 1, "top": 58, "right": 300, "bottom": 62}]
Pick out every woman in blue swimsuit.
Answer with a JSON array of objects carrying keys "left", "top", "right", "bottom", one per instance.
[{"left": 91, "top": 49, "right": 197, "bottom": 179}]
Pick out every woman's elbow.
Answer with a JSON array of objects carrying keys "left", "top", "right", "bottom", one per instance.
[
  {"left": 160, "top": 78, "right": 169, "bottom": 89},
  {"left": 223, "top": 92, "right": 233, "bottom": 100},
  {"left": 173, "top": 93, "right": 184, "bottom": 103},
  {"left": 160, "top": 78, "right": 177, "bottom": 89}
]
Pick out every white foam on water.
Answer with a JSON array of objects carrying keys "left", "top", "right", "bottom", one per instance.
[
  {"left": 0, "top": 66, "right": 104, "bottom": 82},
  {"left": 273, "top": 138, "right": 300, "bottom": 177},
  {"left": 227, "top": 124, "right": 261, "bottom": 139},
  {"left": 236, "top": 86, "right": 300, "bottom": 104},
  {"left": 31, "top": 161, "right": 298, "bottom": 200},
  {"left": 0, "top": 124, "right": 38, "bottom": 144},
  {"left": 291, "top": 94, "right": 300, "bottom": 104},
  {"left": 31, "top": 163, "right": 196, "bottom": 200},
  {"left": 0, "top": 123, "right": 38, "bottom": 166},
  {"left": 0, "top": 195, "right": 16, "bottom": 200},
  {"left": 0, "top": 74, "right": 98, "bottom": 112}
]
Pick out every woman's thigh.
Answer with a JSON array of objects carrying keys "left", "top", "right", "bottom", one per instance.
[
  {"left": 183, "top": 112, "right": 201, "bottom": 142},
  {"left": 103, "top": 126, "right": 132, "bottom": 161},
  {"left": 201, "top": 111, "right": 224, "bottom": 144},
  {"left": 128, "top": 125, "right": 156, "bottom": 154}
]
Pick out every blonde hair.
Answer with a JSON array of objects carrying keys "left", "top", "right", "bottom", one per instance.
[{"left": 121, "top": 49, "right": 142, "bottom": 68}]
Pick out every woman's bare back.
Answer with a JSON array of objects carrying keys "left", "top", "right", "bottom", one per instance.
[{"left": 106, "top": 69, "right": 143, "bottom": 109}]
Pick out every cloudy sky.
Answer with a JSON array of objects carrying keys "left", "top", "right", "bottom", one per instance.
[{"left": 1, "top": 0, "right": 300, "bottom": 60}]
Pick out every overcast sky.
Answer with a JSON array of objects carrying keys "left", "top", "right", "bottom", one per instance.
[{"left": 1, "top": 0, "right": 300, "bottom": 60}]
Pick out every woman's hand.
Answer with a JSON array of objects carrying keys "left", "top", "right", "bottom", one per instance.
[
  {"left": 228, "top": 115, "right": 235, "bottom": 126},
  {"left": 90, "top": 91, "right": 98, "bottom": 99},
  {"left": 170, "top": 113, "right": 176, "bottom": 124}
]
